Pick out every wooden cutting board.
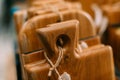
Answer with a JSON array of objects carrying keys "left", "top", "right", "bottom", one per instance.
[
  {"left": 26, "top": 20, "right": 115, "bottom": 80},
  {"left": 19, "top": 9, "right": 96, "bottom": 54},
  {"left": 18, "top": 9, "right": 96, "bottom": 80}
]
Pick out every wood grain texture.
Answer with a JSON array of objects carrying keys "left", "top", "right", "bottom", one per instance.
[
  {"left": 14, "top": 0, "right": 118, "bottom": 80},
  {"left": 22, "top": 50, "right": 44, "bottom": 64},
  {"left": 19, "top": 9, "right": 96, "bottom": 54},
  {"left": 23, "top": 36, "right": 101, "bottom": 65},
  {"left": 37, "top": 20, "right": 80, "bottom": 54},
  {"left": 15, "top": 2, "right": 82, "bottom": 80},
  {"left": 25, "top": 46, "right": 115, "bottom": 80},
  {"left": 14, "top": 1, "right": 82, "bottom": 35},
  {"left": 28, "top": 20, "right": 115, "bottom": 80},
  {"left": 14, "top": 0, "right": 62, "bottom": 35},
  {"left": 23, "top": 35, "right": 101, "bottom": 80},
  {"left": 18, "top": 10, "right": 96, "bottom": 79}
]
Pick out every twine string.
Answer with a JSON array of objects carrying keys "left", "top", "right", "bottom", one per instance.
[{"left": 44, "top": 47, "right": 63, "bottom": 79}]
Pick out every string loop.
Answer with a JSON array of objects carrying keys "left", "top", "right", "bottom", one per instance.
[{"left": 44, "top": 47, "right": 63, "bottom": 78}]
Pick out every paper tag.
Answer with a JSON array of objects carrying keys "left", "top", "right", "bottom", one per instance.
[{"left": 59, "top": 72, "right": 71, "bottom": 80}]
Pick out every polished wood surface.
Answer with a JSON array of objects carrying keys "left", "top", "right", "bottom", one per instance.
[
  {"left": 19, "top": 10, "right": 96, "bottom": 54},
  {"left": 22, "top": 36, "right": 101, "bottom": 64},
  {"left": 18, "top": 9, "right": 96, "bottom": 80},
  {"left": 14, "top": 1, "right": 94, "bottom": 80},
  {"left": 29, "top": 20, "right": 115, "bottom": 80},
  {"left": 14, "top": 1, "right": 82, "bottom": 35},
  {"left": 14, "top": 0, "right": 62, "bottom": 35},
  {"left": 22, "top": 36, "right": 101, "bottom": 80},
  {"left": 13, "top": 1, "right": 117, "bottom": 80}
]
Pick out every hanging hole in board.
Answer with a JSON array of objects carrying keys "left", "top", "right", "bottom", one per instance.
[{"left": 56, "top": 34, "right": 70, "bottom": 48}]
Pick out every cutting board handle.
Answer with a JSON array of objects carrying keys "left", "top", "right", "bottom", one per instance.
[{"left": 37, "top": 20, "right": 79, "bottom": 56}]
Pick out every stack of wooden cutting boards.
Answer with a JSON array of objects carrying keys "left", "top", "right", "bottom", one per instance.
[{"left": 14, "top": 0, "right": 116, "bottom": 80}]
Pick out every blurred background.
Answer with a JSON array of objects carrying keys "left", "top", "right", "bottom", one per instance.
[
  {"left": 0, "top": 0, "right": 25, "bottom": 80},
  {"left": 0, "top": 0, "right": 120, "bottom": 80}
]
